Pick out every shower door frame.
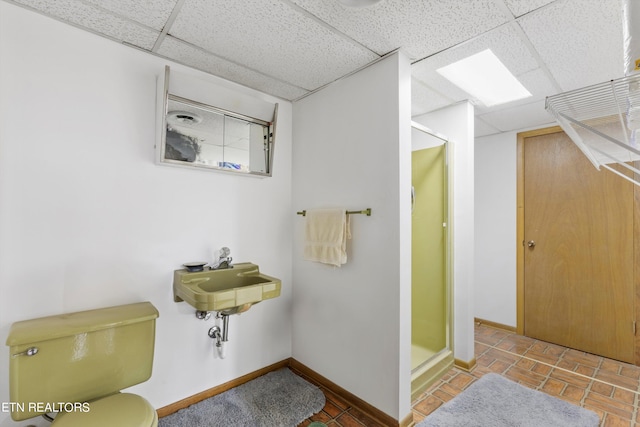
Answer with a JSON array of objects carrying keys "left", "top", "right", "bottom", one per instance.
[{"left": 410, "top": 122, "right": 454, "bottom": 400}]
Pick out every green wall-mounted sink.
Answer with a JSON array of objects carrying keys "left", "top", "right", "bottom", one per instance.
[{"left": 173, "top": 262, "right": 281, "bottom": 314}]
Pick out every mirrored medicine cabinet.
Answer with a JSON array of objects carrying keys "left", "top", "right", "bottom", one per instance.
[{"left": 156, "top": 66, "right": 278, "bottom": 177}]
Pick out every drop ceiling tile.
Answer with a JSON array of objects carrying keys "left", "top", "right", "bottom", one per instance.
[
  {"left": 477, "top": 99, "right": 554, "bottom": 132},
  {"left": 517, "top": 68, "right": 559, "bottom": 97},
  {"left": 157, "top": 36, "right": 308, "bottom": 101},
  {"left": 412, "top": 67, "right": 469, "bottom": 104},
  {"left": 13, "top": 0, "right": 160, "bottom": 49},
  {"left": 83, "top": 0, "right": 178, "bottom": 31},
  {"left": 411, "top": 78, "right": 457, "bottom": 117},
  {"left": 475, "top": 116, "right": 501, "bottom": 138},
  {"left": 502, "top": 0, "right": 556, "bottom": 18},
  {"left": 518, "top": 0, "right": 623, "bottom": 92},
  {"left": 290, "top": 0, "right": 509, "bottom": 59},
  {"left": 168, "top": 0, "right": 379, "bottom": 90}
]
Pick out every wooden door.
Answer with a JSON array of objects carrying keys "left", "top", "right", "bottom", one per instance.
[{"left": 522, "top": 130, "right": 635, "bottom": 363}]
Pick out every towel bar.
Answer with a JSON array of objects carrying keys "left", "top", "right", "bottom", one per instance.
[{"left": 296, "top": 208, "right": 372, "bottom": 217}]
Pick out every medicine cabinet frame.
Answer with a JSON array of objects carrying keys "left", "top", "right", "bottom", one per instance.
[{"left": 156, "top": 66, "right": 278, "bottom": 177}]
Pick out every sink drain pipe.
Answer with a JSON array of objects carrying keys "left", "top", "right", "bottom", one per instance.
[{"left": 208, "top": 313, "right": 229, "bottom": 359}]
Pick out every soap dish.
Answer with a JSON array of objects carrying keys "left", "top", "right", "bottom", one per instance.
[{"left": 183, "top": 262, "right": 208, "bottom": 272}]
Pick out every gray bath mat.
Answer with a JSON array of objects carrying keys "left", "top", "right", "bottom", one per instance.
[
  {"left": 159, "top": 368, "right": 325, "bottom": 427},
  {"left": 417, "top": 373, "right": 599, "bottom": 427}
]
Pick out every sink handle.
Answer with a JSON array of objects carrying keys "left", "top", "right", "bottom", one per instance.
[{"left": 210, "top": 247, "right": 232, "bottom": 270}]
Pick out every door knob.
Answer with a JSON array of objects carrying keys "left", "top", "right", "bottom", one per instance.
[{"left": 527, "top": 240, "right": 536, "bottom": 247}]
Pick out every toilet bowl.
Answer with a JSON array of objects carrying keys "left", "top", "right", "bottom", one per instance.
[{"left": 6, "top": 302, "right": 159, "bottom": 426}]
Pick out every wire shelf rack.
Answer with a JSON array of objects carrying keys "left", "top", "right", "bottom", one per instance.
[{"left": 546, "top": 73, "right": 640, "bottom": 186}]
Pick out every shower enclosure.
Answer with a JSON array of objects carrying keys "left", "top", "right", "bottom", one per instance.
[{"left": 410, "top": 122, "right": 453, "bottom": 400}]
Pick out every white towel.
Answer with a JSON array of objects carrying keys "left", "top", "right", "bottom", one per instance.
[{"left": 303, "top": 208, "right": 351, "bottom": 267}]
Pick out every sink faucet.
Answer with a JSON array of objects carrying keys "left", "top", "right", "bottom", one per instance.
[{"left": 210, "top": 247, "right": 233, "bottom": 270}]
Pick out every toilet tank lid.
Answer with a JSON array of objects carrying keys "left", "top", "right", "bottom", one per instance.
[{"left": 6, "top": 302, "right": 159, "bottom": 347}]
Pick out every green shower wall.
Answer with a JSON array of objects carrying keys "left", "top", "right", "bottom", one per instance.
[{"left": 411, "top": 145, "right": 446, "bottom": 354}]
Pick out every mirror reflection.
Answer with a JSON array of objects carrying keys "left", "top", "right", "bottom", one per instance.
[{"left": 162, "top": 95, "right": 272, "bottom": 175}]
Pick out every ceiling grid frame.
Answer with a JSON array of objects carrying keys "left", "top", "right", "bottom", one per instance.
[{"left": 3, "top": 0, "right": 626, "bottom": 137}]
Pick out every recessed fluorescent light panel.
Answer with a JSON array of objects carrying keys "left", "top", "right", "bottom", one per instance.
[{"left": 437, "top": 49, "right": 532, "bottom": 107}]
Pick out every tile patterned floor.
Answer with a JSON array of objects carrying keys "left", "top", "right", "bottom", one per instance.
[
  {"left": 297, "top": 323, "right": 640, "bottom": 426},
  {"left": 295, "top": 371, "right": 387, "bottom": 427},
  {"left": 413, "top": 323, "right": 640, "bottom": 427}
]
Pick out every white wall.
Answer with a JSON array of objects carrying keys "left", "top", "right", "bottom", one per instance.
[
  {"left": 0, "top": 4, "right": 292, "bottom": 425},
  {"left": 474, "top": 131, "right": 518, "bottom": 327},
  {"left": 413, "top": 102, "right": 475, "bottom": 363},
  {"left": 291, "top": 52, "right": 412, "bottom": 421}
]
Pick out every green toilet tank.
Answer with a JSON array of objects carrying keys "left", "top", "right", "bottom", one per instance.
[{"left": 6, "top": 302, "right": 159, "bottom": 423}]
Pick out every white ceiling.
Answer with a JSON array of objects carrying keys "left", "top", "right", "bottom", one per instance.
[{"left": 5, "top": 0, "right": 625, "bottom": 137}]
